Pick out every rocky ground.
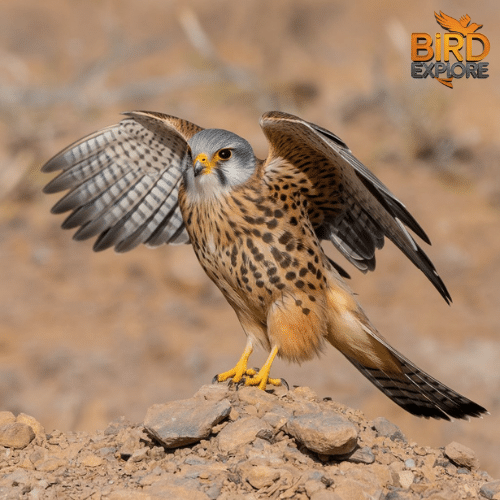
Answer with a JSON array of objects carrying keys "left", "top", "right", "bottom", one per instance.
[{"left": 0, "top": 384, "right": 498, "bottom": 500}]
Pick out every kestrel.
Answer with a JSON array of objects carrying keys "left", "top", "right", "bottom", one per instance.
[{"left": 42, "top": 110, "right": 487, "bottom": 421}]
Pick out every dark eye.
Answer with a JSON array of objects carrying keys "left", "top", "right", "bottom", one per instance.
[{"left": 218, "top": 149, "right": 232, "bottom": 160}]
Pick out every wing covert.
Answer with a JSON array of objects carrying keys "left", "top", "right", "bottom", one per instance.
[
  {"left": 42, "top": 111, "right": 203, "bottom": 252},
  {"left": 260, "top": 111, "right": 451, "bottom": 303}
]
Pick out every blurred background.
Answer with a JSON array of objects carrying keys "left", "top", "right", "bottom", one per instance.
[{"left": 1, "top": 0, "right": 499, "bottom": 476}]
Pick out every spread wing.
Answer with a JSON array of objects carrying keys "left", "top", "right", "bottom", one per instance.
[
  {"left": 42, "top": 111, "right": 203, "bottom": 252},
  {"left": 434, "top": 11, "right": 461, "bottom": 32},
  {"left": 260, "top": 111, "right": 451, "bottom": 304}
]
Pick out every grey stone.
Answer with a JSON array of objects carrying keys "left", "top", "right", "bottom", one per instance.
[
  {"left": 144, "top": 398, "right": 231, "bottom": 448},
  {"left": 480, "top": 480, "right": 500, "bottom": 499},
  {"left": 285, "top": 412, "right": 357, "bottom": 456},
  {"left": 371, "top": 417, "right": 406, "bottom": 442},
  {"left": 345, "top": 445, "right": 375, "bottom": 464}
]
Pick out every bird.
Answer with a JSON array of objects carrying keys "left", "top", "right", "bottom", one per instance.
[
  {"left": 41, "top": 110, "right": 487, "bottom": 421},
  {"left": 434, "top": 11, "right": 483, "bottom": 36}
]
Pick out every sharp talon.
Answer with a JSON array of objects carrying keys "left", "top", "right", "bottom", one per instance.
[
  {"left": 212, "top": 374, "right": 221, "bottom": 384},
  {"left": 279, "top": 378, "right": 289, "bottom": 390}
]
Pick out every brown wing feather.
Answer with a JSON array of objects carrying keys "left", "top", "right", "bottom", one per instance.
[
  {"left": 42, "top": 111, "right": 204, "bottom": 252},
  {"left": 259, "top": 111, "right": 451, "bottom": 304}
]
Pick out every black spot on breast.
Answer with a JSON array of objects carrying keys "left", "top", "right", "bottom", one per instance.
[
  {"left": 295, "top": 280, "right": 305, "bottom": 288},
  {"left": 256, "top": 280, "right": 264, "bottom": 288},
  {"left": 266, "top": 219, "right": 278, "bottom": 230},
  {"left": 299, "top": 268, "right": 308, "bottom": 277},
  {"left": 285, "top": 272, "right": 296, "bottom": 280},
  {"left": 302, "top": 308, "right": 311, "bottom": 315},
  {"left": 278, "top": 232, "right": 293, "bottom": 245},
  {"left": 262, "top": 233, "right": 273, "bottom": 243}
]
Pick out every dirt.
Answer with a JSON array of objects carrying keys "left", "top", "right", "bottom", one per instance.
[
  {"left": 0, "top": 0, "right": 499, "bottom": 492},
  {"left": 0, "top": 384, "right": 498, "bottom": 499}
]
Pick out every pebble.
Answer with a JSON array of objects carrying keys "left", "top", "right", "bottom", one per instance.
[
  {"left": 239, "top": 463, "right": 280, "bottom": 489},
  {"left": 80, "top": 453, "right": 104, "bottom": 467},
  {"left": 370, "top": 417, "right": 406, "bottom": 442},
  {"left": 346, "top": 446, "right": 375, "bottom": 464},
  {"left": 405, "top": 459, "right": 416, "bottom": 468},
  {"left": 444, "top": 441, "right": 479, "bottom": 470},
  {"left": 0, "top": 422, "right": 35, "bottom": 449},
  {"left": 144, "top": 397, "right": 231, "bottom": 448},
  {"left": 285, "top": 412, "right": 357, "bottom": 456},
  {"left": 480, "top": 479, "right": 500, "bottom": 500}
]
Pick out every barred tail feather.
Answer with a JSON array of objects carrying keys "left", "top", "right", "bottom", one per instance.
[{"left": 343, "top": 344, "right": 487, "bottom": 420}]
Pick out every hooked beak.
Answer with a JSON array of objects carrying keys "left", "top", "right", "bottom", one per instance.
[
  {"left": 194, "top": 160, "right": 204, "bottom": 177},
  {"left": 193, "top": 153, "right": 217, "bottom": 177}
]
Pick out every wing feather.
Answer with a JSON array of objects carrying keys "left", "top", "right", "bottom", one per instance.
[
  {"left": 42, "top": 111, "right": 204, "bottom": 251},
  {"left": 260, "top": 111, "right": 451, "bottom": 303}
]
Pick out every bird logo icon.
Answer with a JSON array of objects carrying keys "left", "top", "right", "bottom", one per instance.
[{"left": 434, "top": 11, "right": 483, "bottom": 37}]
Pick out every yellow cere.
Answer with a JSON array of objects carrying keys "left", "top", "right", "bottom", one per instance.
[{"left": 193, "top": 152, "right": 219, "bottom": 175}]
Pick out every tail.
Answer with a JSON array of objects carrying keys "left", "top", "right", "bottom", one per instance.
[
  {"left": 326, "top": 288, "right": 487, "bottom": 420},
  {"left": 343, "top": 347, "right": 487, "bottom": 420}
]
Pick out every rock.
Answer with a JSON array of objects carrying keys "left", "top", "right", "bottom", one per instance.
[
  {"left": 0, "top": 468, "right": 30, "bottom": 487},
  {"left": 240, "top": 464, "right": 280, "bottom": 489},
  {"left": 144, "top": 398, "right": 231, "bottom": 448},
  {"left": 35, "top": 457, "right": 66, "bottom": 471},
  {"left": 80, "top": 453, "right": 104, "bottom": 467},
  {"left": 0, "top": 411, "right": 16, "bottom": 426},
  {"left": 397, "top": 470, "right": 414, "bottom": 488},
  {"left": 285, "top": 413, "right": 357, "bottom": 456},
  {"left": 236, "top": 386, "right": 276, "bottom": 405},
  {"left": 0, "top": 422, "right": 35, "bottom": 449},
  {"left": 193, "top": 384, "right": 231, "bottom": 402},
  {"left": 310, "top": 491, "right": 342, "bottom": 500},
  {"left": 16, "top": 413, "right": 45, "bottom": 437},
  {"left": 444, "top": 441, "right": 479, "bottom": 470},
  {"left": 344, "top": 446, "right": 375, "bottom": 464},
  {"left": 480, "top": 480, "right": 500, "bottom": 499},
  {"left": 146, "top": 479, "right": 211, "bottom": 499},
  {"left": 217, "top": 417, "right": 272, "bottom": 454},
  {"left": 371, "top": 417, "right": 406, "bottom": 442}
]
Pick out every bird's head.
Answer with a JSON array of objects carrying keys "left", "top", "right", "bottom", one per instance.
[{"left": 186, "top": 129, "right": 257, "bottom": 196}]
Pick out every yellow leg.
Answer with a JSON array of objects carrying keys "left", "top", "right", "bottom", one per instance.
[
  {"left": 244, "top": 346, "right": 282, "bottom": 390},
  {"left": 216, "top": 340, "right": 257, "bottom": 384}
]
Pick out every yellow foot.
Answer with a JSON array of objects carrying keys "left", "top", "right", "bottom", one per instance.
[
  {"left": 214, "top": 341, "right": 254, "bottom": 384},
  {"left": 243, "top": 346, "right": 281, "bottom": 391}
]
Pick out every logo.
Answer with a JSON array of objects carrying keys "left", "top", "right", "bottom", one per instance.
[{"left": 411, "top": 11, "right": 490, "bottom": 88}]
